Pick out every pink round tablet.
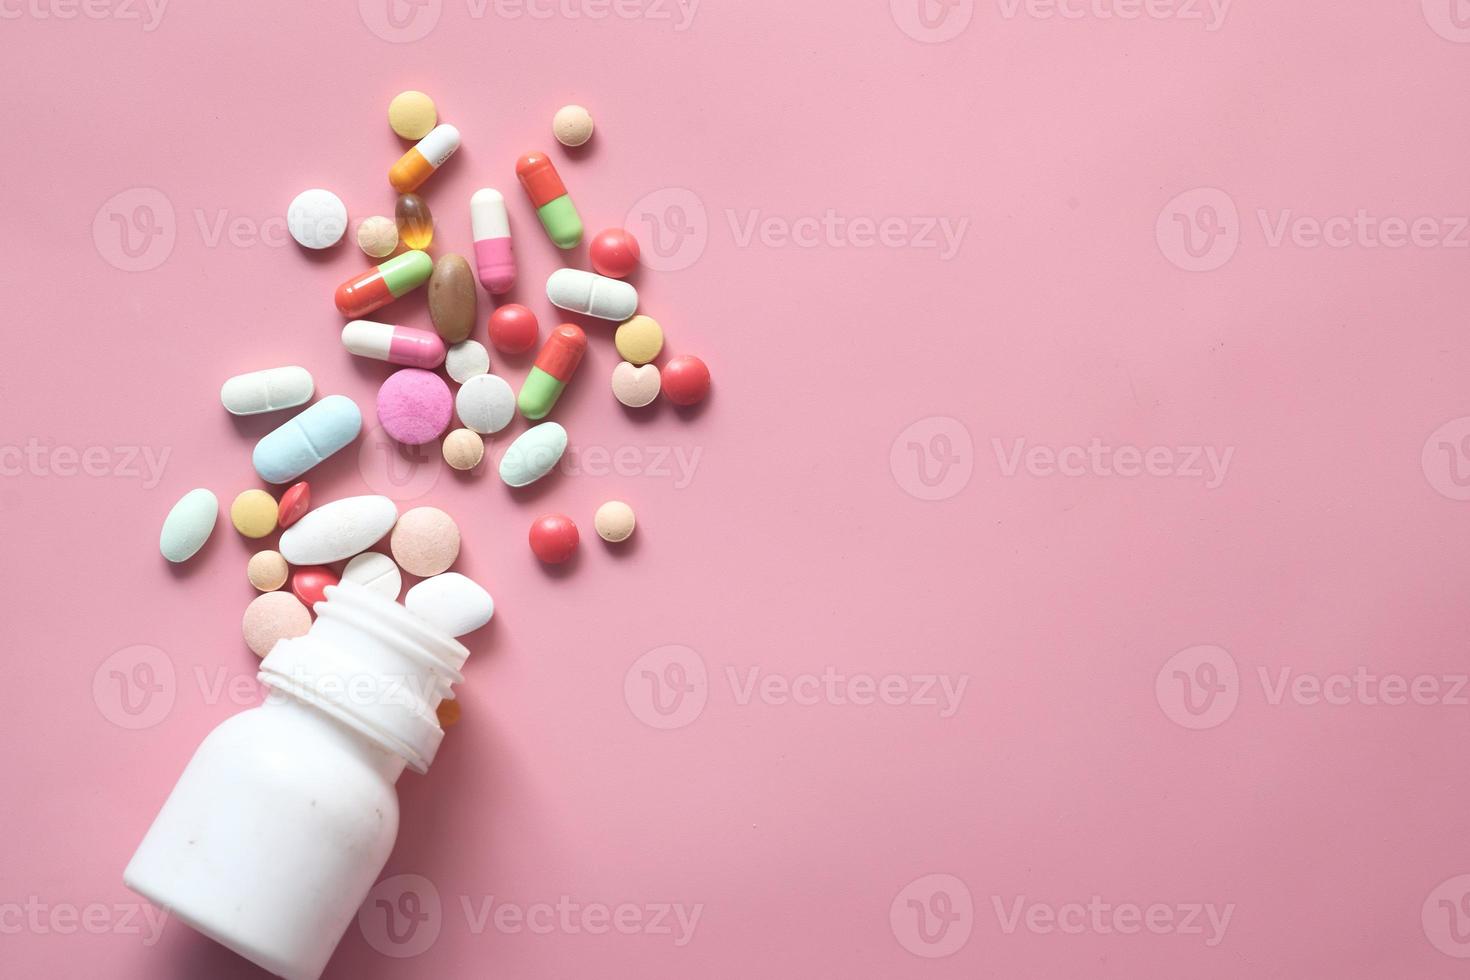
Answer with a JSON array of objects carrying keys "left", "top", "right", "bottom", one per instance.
[{"left": 377, "top": 368, "right": 453, "bottom": 445}]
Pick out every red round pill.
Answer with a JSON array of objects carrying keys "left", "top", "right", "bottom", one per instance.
[
  {"left": 529, "top": 514, "right": 579, "bottom": 564},
  {"left": 588, "top": 228, "right": 640, "bottom": 279},
  {"left": 290, "top": 566, "right": 338, "bottom": 608},
  {"left": 487, "top": 303, "right": 539, "bottom": 354},
  {"left": 277, "top": 481, "right": 310, "bottom": 528},
  {"left": 661, "top": 355, "right": 711, "bottom": 406}
]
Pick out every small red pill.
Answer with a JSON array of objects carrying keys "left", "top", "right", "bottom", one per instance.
[
  {"left": 662, "top": 355, "right": 711, "bottom": 406},
  {"left": 529, "top": 514, "right": 579, "bottom": 564},
  {"left": 487, "top": 303, "right": 539, "bottom": 354},
  {"left": 291, "top": 566, "right": 339, "bottom": 608},
  {"left": 277, "top": 482, "right": 311, "bottom": 528},
  {"left": 589, "top": 228, "right": 641, "bottom": 279}
]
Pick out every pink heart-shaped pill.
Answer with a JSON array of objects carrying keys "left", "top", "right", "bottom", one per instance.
[{"left": 610, "top": 361, "right": 661, "bottom": 408}]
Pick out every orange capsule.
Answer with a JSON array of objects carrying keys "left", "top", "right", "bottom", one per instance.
[{"left": 389, "top": 124, "right": 460, "bottom": 193}]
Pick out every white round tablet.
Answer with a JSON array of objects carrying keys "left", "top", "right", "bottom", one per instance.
[
  {"left": 341, "top": 551, "right": 402, "bottom": 600},
  {"left": 446, "top": 340, "right": 491, "bottom": 383},
  {"left": 455, "top": 374, "right": 515, "bottom": 434},
  {"left": 287, "top": 188, "right": 348, "bottom": 249}
]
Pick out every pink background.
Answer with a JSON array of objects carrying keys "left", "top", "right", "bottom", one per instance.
[{"left": 5, "top": 1, "right": 1470, "bottom": 976}]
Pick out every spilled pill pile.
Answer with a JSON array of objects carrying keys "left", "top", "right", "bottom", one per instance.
[{"left": 157, "top": 91, "right": 714, "bottom": 668}]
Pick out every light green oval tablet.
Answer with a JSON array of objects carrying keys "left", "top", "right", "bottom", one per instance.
[
  {"left": 161, "top": 488, "right": 219, "bottom": 563},
  {"left": 382, "top": 249, "right": 434, "bottom": 297},
  {"left": 499, "top": 422, "right": 568, "bottom": 487}
]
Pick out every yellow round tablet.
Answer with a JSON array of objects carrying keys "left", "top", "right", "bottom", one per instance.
[
  {"left": 231, "top": 489, "right": 279, "bottom": 539},
  {"left": 614, "top": 315, "right": 664, "bottom": 366},
  {"left": 388, "top": 91, "right": 437, "bottom": 140}
]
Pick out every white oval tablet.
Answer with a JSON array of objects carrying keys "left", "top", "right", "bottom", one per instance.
[
  {"left": 278, "top": 495, "right": 398, "bottom": 565},
  {"left": 446, "top": 340, "right": 491, "bottom": 383},
  {"left": 341, "top": 551, "right": 402, "bottom": 600},
  {"left": 455, "top": 374, "right": 515, "bottom": 434},
  {"left": 220, "top": 366, "right": 315, "bottom": 416},
  {"left": 545, "top": 268, "right": 638, "bottom": 321},
  {"left": 405, "top": 572, "right": 494, "bottom": 637},
  {"left": 286, "top": 188, "right": 348, "bottom": 249}
]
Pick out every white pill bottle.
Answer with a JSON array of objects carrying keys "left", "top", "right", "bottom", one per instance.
[{"left": 124, "top": 583, "right": 470, "bottom": 980}]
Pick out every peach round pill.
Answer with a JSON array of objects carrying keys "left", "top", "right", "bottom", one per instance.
[
  {"left": 442, "top": 428, "right": 485, "bottom": 471},
  {"left": 231, "top": 489, "right": 279, "bottom": 539},
  {"left": 356, "top": 216, "right": 398, "bottom": 258},
  {"left": 610, "top": 361, "right": 660, "bottom": 408},
  {"left": 614, "top": 315, "right": 663, "bottom": 365},
  {"left": 594, "top": 501, "right": 636, "bottom": 543},
  {"left": 391, "top": 506, "right": 461, "bottom": 576},
  {"left": 242, "top": 591, "right": 312, "bottom": 658},
  {"left": 552, "top": 104, "right": 594, "bottom": 146},
  {"left": 388, "top": 90, "right": 437, "bottom": 140},
  {"left": 247, "top": 550, "right": 289, "bottom": 592}
]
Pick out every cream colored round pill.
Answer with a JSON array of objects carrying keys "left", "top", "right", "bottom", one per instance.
[
  {"left": 594, "top": 501, "right": 636, "bottom": 543},
  {"left": 391, "top": 506, "right": 461, "bottom": 577},
  {"left": 615, "top": 315, "right": 664, "bottom": 365},
  {"left": 247, "top": 550, "right": 289, "bottom": 592},
  {"left": 231, "top": 489, "right": 279, "bottom": 539},
  {"left": 442, "top": 428, "right": 485, "bottom": 471},
  {"left": 356, "top": 215, "right": 399, "bottom": 258},
  {"left": 388, "top": 90, "right": 437, "bottom": 140},
  {"left": 552, "top": 104, "right": 594, "bottom": 147},
  {"left": 242, "top": 591, "right": 312, "bottom": 658}
]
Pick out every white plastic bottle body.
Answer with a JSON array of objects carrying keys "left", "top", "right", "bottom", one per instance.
[
  {"left": 124, "top": 697, "right": 402, "bottom": 980},
  {"left": 123, "top": 583, "right": 470, "bottom": 980}
]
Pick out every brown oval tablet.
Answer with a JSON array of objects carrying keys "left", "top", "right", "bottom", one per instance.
[{"left": 429, "top": 254, "right": 476, "bottom": 343}]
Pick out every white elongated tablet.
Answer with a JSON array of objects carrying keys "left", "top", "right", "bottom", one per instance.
[
  {"left": 455, "top": 374, "right": 515, "bottom": 434},
  {"left": 341, "top": 551, "right": 402, "bottom": 600},
  {"left": 405, "top": 572, "right": 494, "bottom": 637},
  {"left": 279, "top": 495, "right": 398, "bottom": 565},
  {"left": 220, "top": 366, "right": 314, "bottom": 416},
  {"left": 545, "top": 268, "right": 638, "bottom": 321}
]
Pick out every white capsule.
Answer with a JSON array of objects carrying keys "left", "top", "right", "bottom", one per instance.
[
  {"left": 279, "top": 495, "right": 399, "bottom": 565},
  {"left": 220, "top": 366, "right": 315, "bottom": 416},
  {"left": 546, "top": 268, "right": 638, "bottom": 321}
]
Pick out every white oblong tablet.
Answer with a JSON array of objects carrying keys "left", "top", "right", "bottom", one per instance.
[
  {"left": 405, "top": 572, "right": 494, "bottom": 638},
  {"left": 220, "top": 366, "right": 315, "bottom": 416},
  {"left": 286, "top": 188, "right": 348, "bottom": 249},
  {"left": 279, "top": 495, "right": 398, "bottom": 565},
  {"left": 455, "top": 373, "right": 515, "bottom": 434},
  {"left": 446, "top": 340, "right": 490, "bottom": 383},
  {"left": 341, "top": 551, "right": 402, "bottom": 600},
  {"left": 545, "top": 268, "right": 638, "bottom": 321}
]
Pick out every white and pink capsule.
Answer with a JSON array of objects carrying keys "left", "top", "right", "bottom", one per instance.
[
  {"left": 470, "top": 188, "right": 516, "bottom": 293},
  {"left": 341, "top": 321, "right": 446, "bottom": 369}
]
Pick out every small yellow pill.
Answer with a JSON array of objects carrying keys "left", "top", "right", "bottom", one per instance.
[
  {"left": 442, "top": 428, "right": 485, "bottom": 471},
  {"left": 247, "top": 550, "right": 289, "bottom": 592},
  {"left": 231, "top": 489, "right": 279, "bottom": 539},
  {"left": 614, "top": 315, "right": 664, "bottom": 365},
  {"left": 356, "top": 215, "right": 398, "bottom": 258},
  {"left": 388, "top": 90, "right": 437, "bottom": 140}
]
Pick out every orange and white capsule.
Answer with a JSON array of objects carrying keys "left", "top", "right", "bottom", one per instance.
[{"left": 390, "top": 124, "right": 460, "bottom": 193}]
